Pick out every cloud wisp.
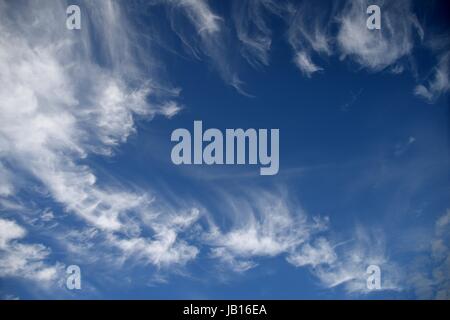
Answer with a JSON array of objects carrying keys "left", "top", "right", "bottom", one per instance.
[
  {"left": 164, "top": 0, "right": 251, "bottom": 94},
  {"left": 336, "top": 0, "right": 422, "bottom": 72},
  {"left": 409, "top": 210, "right": 450, "bottom": 299},
  {"left": 414, "top": 52, "right": 450, "bottom": 103},
  {"left": 200, "top": 188, "right": 400, "bottom": 294},
  {"left": 204, "top": 189, "right": 330, "bottom": 272},
  {"left": 0, "top": 218, "right": 62, "bottom": 285},
  {"left": 0, "top": 0, "right": 198, "bottom": 286},
  {"left": 232, "top": 0, "right": 285, "bottom": 68}
]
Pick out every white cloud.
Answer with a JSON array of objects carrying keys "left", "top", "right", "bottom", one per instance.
[
  {"left": 410, "top": 210, "right": 450, "bottom": 299},
  {"left": 171, "top": 0, "right": 222, "bottom": 35},
  {"left": 287, "top": 237, "right": 336, "bottom": 267},
  {"left": 40, "top": 209, "right": 55, "bottom": 222},
  {"left": 287, "top": 2, "right": 332, "bottom": 53},
  {"left": 0, "top": 163, "right": 14, "bottom": 197},
  {"left": 286, "top": 1, "right": 333, "bottom": 76},
  {"left": 210, "top": 247, "right": 256, "bottom": 273},
  {"left": 159, "top": 101, "right": 184, "bottom": 119},
  {"left": 0, "top": 218, "right": 62, "bottom": 284},
  {"left": 312, "top": 227, "right": 402, "bottom": 293},
  {"left": 0, "top": 219, "right": 26, "bottom": 248},
  {"left": 436, "top": 210, "right": 450, "bottom": 234},
  {"left": 232, "top": 0, "right": 284, "bottom": 67},
  {"left": 0, "top": 0, "right": 197, "bottom": 281},
  {"left": 109, "top": 208, "right": 201, "bottom": 267},
  {"left": 53, "top": 204, "right": 202, "bottom": 275},
  {"left": 227, "top": 0, "right": 447, "bottom": 106},
  {"left": 294, "top": 51, "right": 323, "bottom": 77},
  {"left": 414, "top": 52, "right": 450, "bottom": 103},
  {"left": 204, "top": 189, "right": 330, "bottom": 271},
  {"left": 284, "top": 0, "right": 421, "bottom": 76},
  {"left": 111, "top": 231, "right": 198, "bottom": 268},
  {"left": 0, "top": 1, "right": 179, "bottom": 231},
  {"left": 337, "top": 0, "right": 421, "bottom": 71},
  {"left": 165, "top": 0, "right": 249, "bottom": 94},
  {"left": 202, "top": 190, "right": 401, "bottom": 295}
]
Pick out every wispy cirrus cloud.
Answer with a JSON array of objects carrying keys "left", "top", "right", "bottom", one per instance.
[
  {"left": 164, "top": 0, "right": 250, "bottom": 94},
  {"left": 109, "top": 207, "right": 201, "bottom": 267},
  {"left": 284, "top": 0, "right": 422, "bottom": 74},
  {"left": 0, "top": 0, "right": 197, "bottom": 285},
  {"left": 313, "top": 227, "right": 402, "bottom": 294},
  {"left": 201, "top": 188, "right": 401, "bottom": 294},
  {"left": 336, "top": 0, "right": 422, "bottom": 72},
  {"left": 409, "top": 210, "right": 450, "bottom": 299},
  {"left": 0, "top": 0, "right": 179, "bottom": 229},
  {"left": 293, "top": 51, "right": 324, "bottom": 77},
  {"left": 203, "top": 189, "right": 330, "bottom": 272},
  {"left": 232, "top": 0, "right": 284, "bottom": 68},
  {"left": 171, "top": 0, "right": 222, "bottom": 34},
  {"left": 0, "top": 218, "right": 63, "bottom": 285},
  {"left": 287, "top": 237, "right": 337, "bottom": 268},
  {"left": 0, "top": 163, "right": 14, "bottom": 197},
  {"left": 414, "top": 52, "right": 450, "bottom": 103},
  {"left": 230, "top": 0, "right": 448, "bottom": 104},
  {"left": 286, "top": 0, "right": 335, "bottom": 76}
]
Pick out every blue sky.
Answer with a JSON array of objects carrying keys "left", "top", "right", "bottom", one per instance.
[{"left": 0, "top": 0, "right": 449, "bottom": 299}]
